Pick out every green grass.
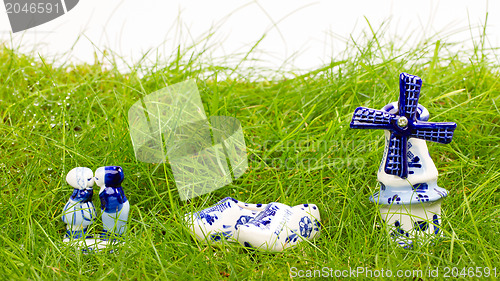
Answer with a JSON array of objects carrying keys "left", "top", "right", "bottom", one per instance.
[{"left": 0, "top": 26, "right": 499, "bottom": 280}]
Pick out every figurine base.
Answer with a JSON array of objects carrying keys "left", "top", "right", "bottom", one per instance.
[
  {"left": 378, "top": 199, "right": 443, "bottom": 248},
  {"left": 63, "top": 236, "right": 124, "bottom": 253}
]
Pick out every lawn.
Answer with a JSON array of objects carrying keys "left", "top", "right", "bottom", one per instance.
[{"left": 0, "top": 29, "right": 499, "bottom": 280}]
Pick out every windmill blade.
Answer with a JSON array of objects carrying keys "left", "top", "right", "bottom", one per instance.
[
  {"left": 350, "top": 107, "right": 396, "bottom": 130},
  {"left": 398, "top": 73, "right": 422, "bottom": 120},
  {"left": 411, "top": 121, "right": 457, "bottom": 144},
  {"left": 385, "top": 133, "right": 408, "bottom": 178}
]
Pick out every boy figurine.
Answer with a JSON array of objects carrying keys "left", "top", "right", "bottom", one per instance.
[
  {"left": 62, "top": 167, "right": 96, "bottom": 241},
  {"left": 94, "top": 166, "right": 129, "bottom": 239}
]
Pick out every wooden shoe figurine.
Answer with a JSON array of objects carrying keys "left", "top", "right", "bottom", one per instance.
[
  {"left": 237, "top": 203, "right": 321, "bottom": 252},
  {"left": 185, "top": 197, "right": 267, "bottom": 242}
]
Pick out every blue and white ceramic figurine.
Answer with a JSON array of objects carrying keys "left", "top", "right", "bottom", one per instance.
[
  {"left": 350, "top": 73, "right": 456, "bottom": 247},
  {"left": 61, "top": 167, "right": 96, "bottom": 241},
  {"left": 185, "top": 197, "right": 267, "bottom": 243},
  {"left": 185, "top": 197, "right": 321, "bottom": 251},
  {"left": 95, "top": 166, "right": 130, "bottom": 239},
  {"left": 237, "top": 202, "right": 321, "bottom": 252}
]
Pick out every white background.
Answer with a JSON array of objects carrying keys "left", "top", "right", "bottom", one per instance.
[{"left": 0, "top": 0, "right": 498, "bottom": 73}]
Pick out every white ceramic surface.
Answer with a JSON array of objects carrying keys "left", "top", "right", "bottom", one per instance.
[
  {"left": 61, "top": 167, "right": 96, "bottom": 239},
  {"left": 185, "top": 197, "right": 267, "bottom": 242},
  {"left": 379, "top": 199, "right": 443, "bottom": 247},
  {"left": 237, "top": 203, "right": 321, "bottom": 252}
]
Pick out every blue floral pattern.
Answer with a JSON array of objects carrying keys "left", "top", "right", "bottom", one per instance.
[
  {"left": 210, "top": 231, "right": 232, "bottom": 241},
  {"left": 285, "top": 233, "right": 298, "bottom": 243},
  {"left": 299, "top": 216, "right": 313, "bottom": 238},
  {"left": 235, "top": 215, "right": 253, "bottom": 230}
]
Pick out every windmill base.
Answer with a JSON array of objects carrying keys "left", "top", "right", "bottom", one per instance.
[{"left": 378, "top": 199, "right": 443, "bottom": 248}]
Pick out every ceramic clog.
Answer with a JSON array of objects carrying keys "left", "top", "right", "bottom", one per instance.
[
  {"left": 237, "top": 202, "right": 321, "bottom": 252},
  {"left": 185, "top": 197, "right": 267, "bottom": 242}
]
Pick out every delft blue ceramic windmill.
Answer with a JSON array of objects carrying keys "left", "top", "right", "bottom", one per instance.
[
  {"left": 350, "top": 73, "right": 456, "bottom": 246},
  {"left": 351, "top": 73, "right": 456, "bottom": 178}
]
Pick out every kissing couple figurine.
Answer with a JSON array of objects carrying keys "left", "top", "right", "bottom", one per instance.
[{"left": 61, "top": 166, "right": 129, "bottom": 247}]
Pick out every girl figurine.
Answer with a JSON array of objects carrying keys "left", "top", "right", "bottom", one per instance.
[
  {"left": 94, "top": 166, "right": 129, "bottom": 239},
  {"left": 62, "top": 167, "right": 96, "bottom": 240}
]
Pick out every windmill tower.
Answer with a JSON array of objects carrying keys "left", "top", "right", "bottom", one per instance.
[{"left": 350, "top": 73, "right": 456, "bottom": 247}]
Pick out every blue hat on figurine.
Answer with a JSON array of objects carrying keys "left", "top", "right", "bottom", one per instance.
[{"left": 95, "top": 166, "right": 124, "bottom": 187}]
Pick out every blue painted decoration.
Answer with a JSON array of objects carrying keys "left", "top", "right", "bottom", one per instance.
[
  {"left": 95, "top": 166, "right": 129, "bottom": 239},
  {"left": 62, "top": 167, "right": 96, "bottom": 240},
  {"left": 235, "top": 215, "right": 253, "bottom": 230},
  {"left": 185, "top": 197, "right": 268, "bottom": 243},
  {"left": 349, "top": 73, "right": 456, "bottom": 247},
  {"left": 350, "top": 73, "right": 456, "bottom": 178},
  {"left": 299, "top": 216, "right": 313, "bottom": 238}
]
